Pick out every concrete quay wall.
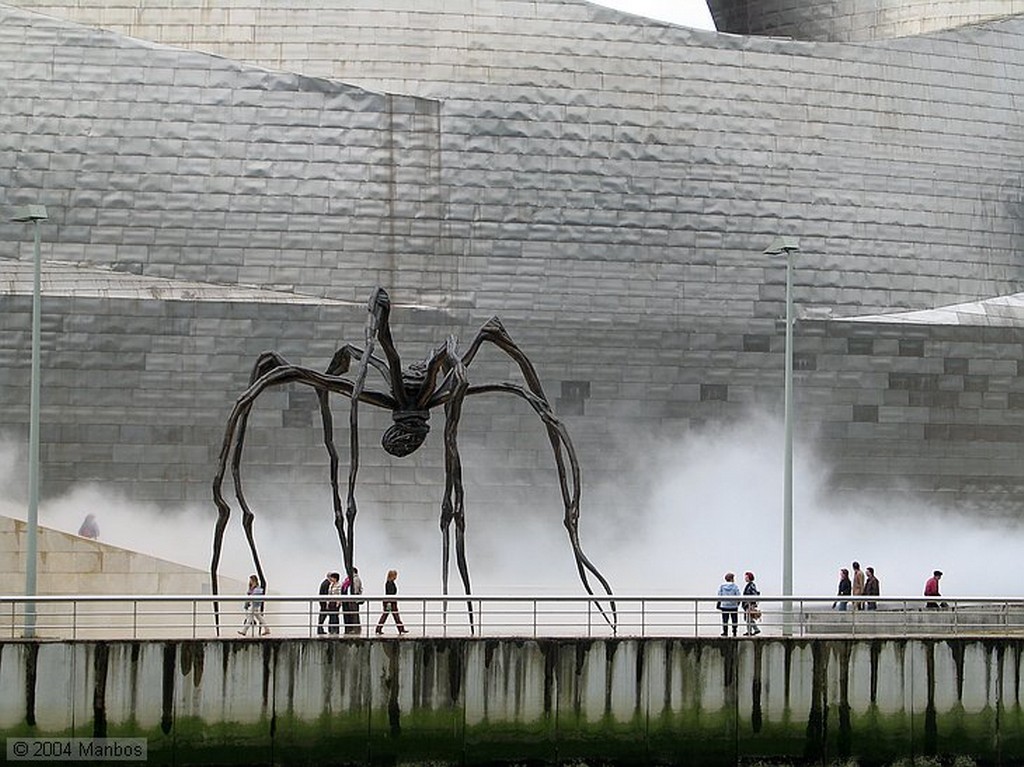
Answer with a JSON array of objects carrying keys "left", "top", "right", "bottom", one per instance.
[{"left": 1, "top": 636, "right": 1022, "bottom": 765}]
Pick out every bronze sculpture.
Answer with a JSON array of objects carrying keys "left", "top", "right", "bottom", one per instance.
[{"left": 211, "top": 288, "right": 615, "bottom": 630}]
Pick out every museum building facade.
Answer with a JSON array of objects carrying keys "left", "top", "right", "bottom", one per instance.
[{"left": 0, "top": 0, "right": 1022, "bottom": 526}]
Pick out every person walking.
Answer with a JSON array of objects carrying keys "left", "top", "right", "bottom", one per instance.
[
  {"left": 317, "top": 571, "right": 332, "bottom": 635},
  {"left": 342, "top": 567, "right": 364, "bottom": 635},
  {"left": 742, "top": 571, "right": 761, "bottom": 636},
  {"left": 864, "top": 566, "right": 880, "bottom": 610},
  {"left": 717, "top": 572, "right": 741, "bottom": 637},
  {"left": 239, "top": 574, "right": 269, "bottom": 637},
  {"left": 924, "top": 570, "right": 943, "bottom": 609},
  {"left": 325, "top": 572, "right": 342, "bottom": 635},
  {"left": 375, "top": 569, "right": 408, "bottom": 635},
  {"left": 833, "top": 568, "right": 851, "bottom": 611},
  {"left": 851, "top": 561, "right": 865, "bottom": 610}
]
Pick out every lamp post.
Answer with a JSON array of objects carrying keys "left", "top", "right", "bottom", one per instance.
[
  {"left": 12, "top": 204, "right": 48, "bottom": 638},
  {"left": 764, "top": 235, "right": 799, "bottom": 633}
]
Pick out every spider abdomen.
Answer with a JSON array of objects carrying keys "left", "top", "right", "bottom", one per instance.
[{"left": 382, "top": 410, "right": 431, "bottom": 457}]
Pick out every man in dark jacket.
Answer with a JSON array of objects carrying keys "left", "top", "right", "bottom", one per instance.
[
  {"left": 317, "top": 572, "right": 332, "bottom": 634},
  {"left": 863, "top": 567, "right": 880, "bottom": 610}
]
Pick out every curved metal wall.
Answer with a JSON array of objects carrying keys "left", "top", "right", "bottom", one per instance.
[
  {"left": 3, "top": 0, "right": 1023, "bottom": 319},
  {"left": 706, "top": 0, "right": 1024, "bottom": 41},
  {"left": 2, "top": 1, "right": 1024, "bottom": 512}
]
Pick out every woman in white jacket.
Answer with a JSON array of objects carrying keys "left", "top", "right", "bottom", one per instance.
[{"left": 239, "top": 574, "right": 270, "bottom": 637}]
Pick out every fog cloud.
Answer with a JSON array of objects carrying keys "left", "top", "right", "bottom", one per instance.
[{"left": 0, "top": 411, "right": 1017, "bottom": 601}]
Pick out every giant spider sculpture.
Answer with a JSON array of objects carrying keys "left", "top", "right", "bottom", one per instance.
[{"left": 211, "top": 287, "right": 615, "bottom": 631}]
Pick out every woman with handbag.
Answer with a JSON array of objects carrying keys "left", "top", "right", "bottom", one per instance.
[
  {"left": 742, "top": 571, "right": 761, "bottom": 636},
  {"left": 238, "top": 574, "right": 270, "bottom": 637}
]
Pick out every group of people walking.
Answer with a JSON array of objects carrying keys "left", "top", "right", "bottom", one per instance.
[
  {"left": 317, "top": 567, "right": 408, "bottom": 635},
  {"left": 714, "top": 562, "right": 947, "bottom": 638},
  {"left": 717, "top": 571, "right": 761, "bottom": 637},
  {"left": 238, "top": 568, "right": 408, "bottom": 637},
  {"left": 317, "top": 568, "right": 366, "bottom": 635},
  {"left": 834, "top": 563, "right": 945, "bottom": 610},
  {"left": 833, "top": 561, "right": 880, "bottom": 611}
]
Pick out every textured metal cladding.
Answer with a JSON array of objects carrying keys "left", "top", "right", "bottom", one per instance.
[
  {"left": 0, "top": 1, "right": 1023, "bottom": 508},
  {"left": 707, "top": 0, "right": 1024, "bottom": 41},
  {"left": 2, "top": 1, "right": 1022, "bottom": 318}
]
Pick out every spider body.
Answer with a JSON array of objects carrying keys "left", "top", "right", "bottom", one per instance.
[
  {"left": 211, "top": 287, "right": 615, "bottom": 631},
  {"left": 382, "top": 409, "right": 431, "bottom": 457}
]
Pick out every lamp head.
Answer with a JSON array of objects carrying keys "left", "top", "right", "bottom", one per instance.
[
  {"left": 11, "top": 205, "right": 48, "bottom": 222},
  {"left": 763, "top": 236, "right": 799, "bottom": 255}
]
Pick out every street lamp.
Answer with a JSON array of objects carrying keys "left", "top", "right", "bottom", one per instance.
[
  {"left": 764, "top": 236, "right": 799, "bottom": 631},
  {"left": 12, "top": 204, "right": 48, "bottom": 638}
]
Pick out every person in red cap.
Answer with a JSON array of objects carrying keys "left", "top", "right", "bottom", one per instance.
[
  {"left": 924, "top": 570, "right": 943, "bottom": 609},
  {"left": 742, "top": 571, "right": 761, "bottom": 636}
]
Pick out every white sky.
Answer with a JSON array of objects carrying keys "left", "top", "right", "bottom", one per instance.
[{"left": 592, "top": 0, "right": 715, "bottom": 29}]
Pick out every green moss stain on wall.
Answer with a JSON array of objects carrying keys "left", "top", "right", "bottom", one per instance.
[{"left": 3, "top": 637, "right": 1024, "bottom": 764}]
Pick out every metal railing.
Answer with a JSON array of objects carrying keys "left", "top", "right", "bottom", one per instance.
[{"left": 1, "top": 595, "right": 1023, "bottom": 640}]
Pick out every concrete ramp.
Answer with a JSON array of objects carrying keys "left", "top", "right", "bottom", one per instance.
[{"left": 0, "top": 513, "right": 246, "bottom": 638}]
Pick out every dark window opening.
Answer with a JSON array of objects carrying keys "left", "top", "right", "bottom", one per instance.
[
  {"left": 847, "top": 338, "right": 873, "bottom": 355},
  {"left": 743, "top": 334, "right": 770, "bottom": 352},
  {"left": 700, "top": 384, "right": 728, "bottom": 402},
  {"left": 284, "top": 388, "right": 318, "bottom": 427},
  {"left": 793, "top": 352, "right": 816, "bottom": 371},
  {"left": 962, "top": 375, "right": 988, "bottom": 393},
  {"left": 557, "top": 380, "right": 590, "bottom": 416},
  {"left": 944, "top": 357, "right": 968, "bottom": 375},
  {"left": 852, "top": 405, "right": 878, "bottom": 423},
  {"left": 899, "top": 339, "right": 925, "bottom": 357}
]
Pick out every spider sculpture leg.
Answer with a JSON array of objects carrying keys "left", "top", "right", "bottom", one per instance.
[
  {"left": 320, "top": 343, "right": 392, "bottom": 578},
  {"left": 450, "top": 318, "right": 617, "bottom": 630},
  {"left": 332, "top": 288, "right": 407, "bottom": 581},
  {"left": 211, "top": 361, "right": 395, "bottom": 631},
  {"left": 433, "top": 337, "right": 475, "bottom": 628},
  {"left": 211, "top": 351, "right": 292, "bottom": 601}
]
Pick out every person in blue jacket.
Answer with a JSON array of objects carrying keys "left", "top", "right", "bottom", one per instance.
[{"left": 717, "top": 572, "right": 741, "bottom": 637}]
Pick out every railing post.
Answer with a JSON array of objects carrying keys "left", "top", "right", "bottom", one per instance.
[
  {"left": 72, "top": 600, "right": 78, "bottom": 640},
  {"left": 533, "top": 600, "right": 537, "bottom": 639}
]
